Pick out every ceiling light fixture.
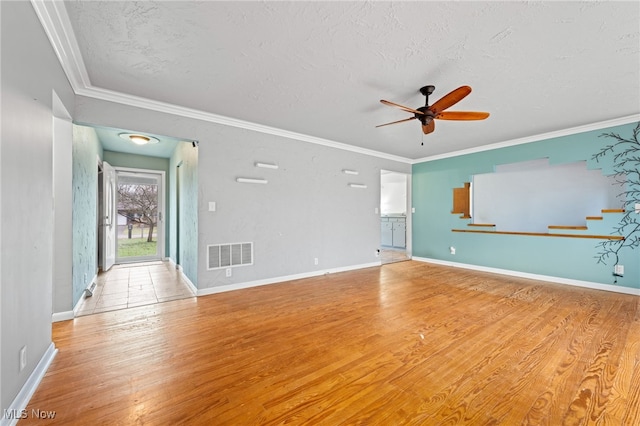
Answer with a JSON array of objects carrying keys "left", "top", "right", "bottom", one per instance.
[
  {"left": 130, "top": 135, "right": 150, "bottom": 145},
  {"left": 119, "top": 133, "right": 160, "bottom": 146}
]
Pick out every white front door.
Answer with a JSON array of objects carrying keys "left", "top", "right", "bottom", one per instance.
[
  {"left": 102, "top": 161, "right": 116, "bottom": 271},
  {"left": 115, "top": 169, "right": 165, "bottom": 263}
]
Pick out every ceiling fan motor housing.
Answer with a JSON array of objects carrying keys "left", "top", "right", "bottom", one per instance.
[{"left": 416, "top": 106, "right": 435, "bottom": 124}]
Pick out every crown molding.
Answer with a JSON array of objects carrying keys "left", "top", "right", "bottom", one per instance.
[
  {"left": 31, "top": 0, "right": 91, "bottom": 91},
  {"left": 32, "top": 0, "right": 638, "bottom": 167},
  {"left": 411, "top": 114, "right": 640, "bottom": 164},
  {"left": 30, "top": 0, "right": 412, "bottom": 164},
  {"left": 77, "top": 86, "right": 413, "bottom": 163}
]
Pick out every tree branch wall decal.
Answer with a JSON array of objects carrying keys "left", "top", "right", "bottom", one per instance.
[{"left": 592, "top": 122, "right": 640, "bottom": 268}]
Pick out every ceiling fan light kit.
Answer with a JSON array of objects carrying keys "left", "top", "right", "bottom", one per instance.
[{"left": 377, "top": 85, "right": 490, "bottom": 139}]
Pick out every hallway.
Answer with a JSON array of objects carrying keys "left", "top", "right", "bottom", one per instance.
[{"left": 76, "top": 261, "right": 196, "bottom": 316}]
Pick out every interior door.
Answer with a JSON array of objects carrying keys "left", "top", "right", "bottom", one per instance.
[{"left": 102, "top": 161, "right": 116, "bottom": 271}]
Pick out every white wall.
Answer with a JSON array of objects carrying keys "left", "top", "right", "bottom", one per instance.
[
  {"left": 473, "top": 158, "right": 622, "bottom": 232},
  {"left": 74, "top": 96, "right": 411, "bottom": 291},
  {"left": 381, "top": 171, "right": 407, "bottom": 215},
  {"left": 1, "top": 0, "right": 75, "bottom": 415}
]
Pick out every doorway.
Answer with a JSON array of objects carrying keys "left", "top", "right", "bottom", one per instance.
[
  {"left": 72, "top": 125, "right": 198, "bottom": 319},
  {"left": 380, "top": 170, "right": 410, "bottom": 264},
  {"left": 115, "top": 169, "right": 165, "bottom": 264}
]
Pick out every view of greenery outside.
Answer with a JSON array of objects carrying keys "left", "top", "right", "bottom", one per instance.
[
  {"left": 117, "top": 226, "right": 157, "bottom": 257},
  {"left": 117, "top": 181, "right": 159, "bottom": 258}
]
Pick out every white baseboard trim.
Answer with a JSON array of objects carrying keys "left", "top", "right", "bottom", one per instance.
[
  {"left": 412, "top": 256, "right": 640, "bottom": 296},
  {"left": 51, "top": 273, "right": 98, "bottom": 322},
  {"left": 52, "top": 310, "right": 74, "bottom": 322},
  {"left": 179, "top": 266, "right": 198, "bottom": 295},
  {"left": 198, "top": 262, "right": 381, "bottom": 296},
  {"left": 2, "top": 342, "right": 58, "bottom": 426},
  {"left": 167, "top": 258, "right": 198, "bottom": 295}
]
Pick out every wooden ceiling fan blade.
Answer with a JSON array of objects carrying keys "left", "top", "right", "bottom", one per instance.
[
  {"left": 380, "top": 99, "right": 424, "bottom": 115},
  {"left": 376, "top": 117, "right": 417, "bottom": 128},
  {"left": 436, "top": 111, "right": 490, "bottom": 120},
  {"left": 429, "top": 86, "right": 472, "bottom": 114},
  {"left": 422, "top": 120, "right": 435, "bottom": 134}
]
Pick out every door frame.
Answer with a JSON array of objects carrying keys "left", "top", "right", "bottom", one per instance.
[
  {"left": 379, "top": 170, "right": 412, "bottom": 260},
  {"left": 176, "top": 161, "right": 183, "bottom": 267},
  {"left": 114, "top": 166, "right": 166, "bottom": 264}
]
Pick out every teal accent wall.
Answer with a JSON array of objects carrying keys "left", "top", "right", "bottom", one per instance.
[
  {"left": 72, "top": 125, "right": 103, "bottom": 306},
  {"left": 169, "top": 142, "right": 198, "bottom": 286},
  {"left": 412, "top": 122, "right": 639, "bottom": 290},
  {"left": 102, "top": 151, "right": 170, "bottom": 257}
]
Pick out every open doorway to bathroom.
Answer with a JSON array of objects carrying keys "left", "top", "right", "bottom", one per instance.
[{"left": 380, "top": 170, "right": 410, "bottom": 264}]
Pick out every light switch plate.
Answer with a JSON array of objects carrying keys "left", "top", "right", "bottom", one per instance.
[{"left": 209, "top": 202, "right": 216, "bottom": 212}]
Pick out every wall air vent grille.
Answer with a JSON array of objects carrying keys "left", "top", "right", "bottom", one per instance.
[{"left": 207, "top": 242, "right": 253, "bottom": 270}]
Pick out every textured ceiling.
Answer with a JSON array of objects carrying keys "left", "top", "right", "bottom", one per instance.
[{"left": 61, "top": 1, "right": 640, "bottom": 161}]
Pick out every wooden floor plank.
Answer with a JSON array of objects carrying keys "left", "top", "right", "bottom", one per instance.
[{"left": 22, "top": 261, "right": 640, "bottom": 425}]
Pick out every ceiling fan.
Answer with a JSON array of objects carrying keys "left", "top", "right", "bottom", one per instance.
[{"left": 377, "top": 85, "right": 489, "bottom": 136}]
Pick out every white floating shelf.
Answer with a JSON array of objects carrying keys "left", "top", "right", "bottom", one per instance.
[
  {"left": 342, "top": 169, "right": 359, "bottom": 175},
  {"left": 236, "top": 178, "right": 268, "bottom": 184},
  {"left": 348, "top": 183, "right": 367, "bottom": 188},
  {"left": 255, "top": 162, "right": 279, "bottom": 169}
]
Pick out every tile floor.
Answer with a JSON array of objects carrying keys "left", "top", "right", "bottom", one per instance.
[{"left": 76, "top": 261, "right": 196, "bottom": 316}]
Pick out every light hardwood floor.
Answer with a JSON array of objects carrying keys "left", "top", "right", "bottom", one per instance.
[{"left": 24, "top": 261, "right": 640, "bottom": 424}]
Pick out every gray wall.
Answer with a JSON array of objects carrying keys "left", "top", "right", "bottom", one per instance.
[
  {"left": 52, "top": 108, "right": 73, "bottom": 315},
  {"left": 74, "top": 96, "right": 411, "bottom": 290},
  {"left": 1, "top": 0, "right": 75, "bottom": 413}
]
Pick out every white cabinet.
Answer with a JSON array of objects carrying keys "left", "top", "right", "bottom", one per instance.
[
  {"left": 381, "top": 220, "right": 393, "bottom": 246},
  {"left": 381, "top": 216, "right": 406, "bottom": 248},
  {"left": 392, "top": 221, "right": 406, "bottom": 247}
]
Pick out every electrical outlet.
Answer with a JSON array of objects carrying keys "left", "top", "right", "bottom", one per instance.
[
  {"left": 314, "top": 258, "right": 319, "bottom": 265},
  {"left": 450, "top": 246, "right": 456, "bottom": 255},
  {"left": 19, "top": 346, "right": 27, "bottom": 371},
  {"left": 225, "top": 268, "right": 232, "bottom": 277},
  {"left": 614, "top": 264, "right": 624, "bottom": 276}
]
